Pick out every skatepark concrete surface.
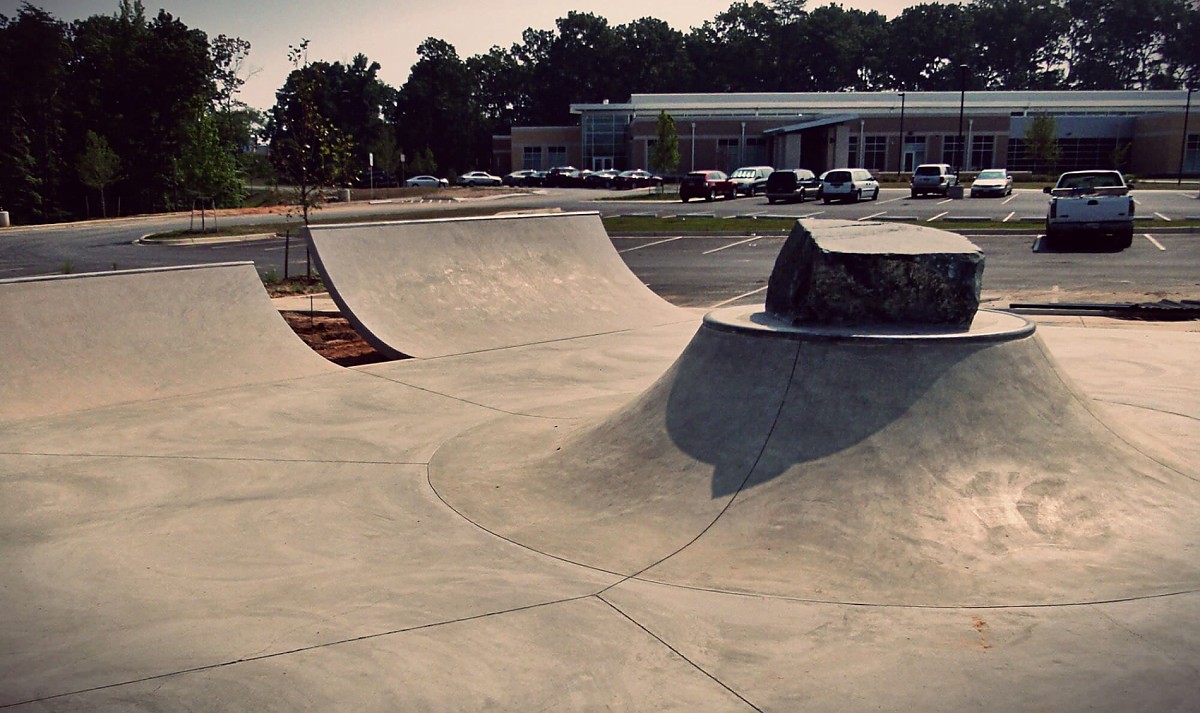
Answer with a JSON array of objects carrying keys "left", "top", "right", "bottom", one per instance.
[{"left": 2, "top": 216, "right": 1199, "bottom": 711}]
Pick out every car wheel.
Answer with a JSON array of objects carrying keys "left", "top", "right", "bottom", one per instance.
[
  {"left": 854, "top": 189, "right": 862, "bottom": 203},
  {"left": 822, "top": 197, "right": 830, "bottom": 204},
  {"left": 910, "top": 190, "right": 918, "bottom": 199},
  {"left": 705, "top": 189, "right": 715, "bottom": 202},
  {"left": 872, "top": 188, "right": 879, "bottom": 201},
  {"left": 681, "top": 196, "right": 689, "bottom": 203},
  {"left": 767, "top": 197, "right": 776, "bottom": 204},
  {"left": 1115, "top": 231, "right": 1134, "bottom": 250}
]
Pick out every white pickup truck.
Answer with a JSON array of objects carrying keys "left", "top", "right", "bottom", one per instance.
[{"left": 1043, "top": 170, "right": 1135, "bottom": 249}]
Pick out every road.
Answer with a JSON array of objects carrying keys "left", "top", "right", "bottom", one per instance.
[{"left": 1, "top": 187, "right": 1197, "bottom": 308}]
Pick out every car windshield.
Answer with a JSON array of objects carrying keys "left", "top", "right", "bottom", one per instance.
[
  {"left": 977, "top": 170, "right": 1005, "bottom": 180},
  {"left": 825, "top": 170, "right": 851, "bottom": 182},
  {"left": 731, "top": 169, "right": 755, "bottom": 178},
  {"left": 914, "top": 166, "right": 942, "bottom": 176}
]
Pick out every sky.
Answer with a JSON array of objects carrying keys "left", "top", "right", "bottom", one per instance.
[{"left": 6, "top": 0, "right": 936, "bottom": 110}]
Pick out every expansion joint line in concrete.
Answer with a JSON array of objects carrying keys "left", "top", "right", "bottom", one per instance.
[
  {"left": 598, "top": 342, "right": 805, "bottom": 597},
  {"left": 1032, "top": 339, "right": 1200, "bottom": 486},
  {"left": 0, "top": 595, "right": 597, "bottom": 710},
  {"left": 355, "top": 369, "right": 572, "bottom": 420},
  {"left": 595, "top": 594, "right": 763, "bottom": 712},
  {"left": 0, "top": 451, "right": 425, "bottom": 466}
]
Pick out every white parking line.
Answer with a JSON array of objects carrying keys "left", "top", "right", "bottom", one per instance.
[
  {"left": 1002, "top": 194, "right": 1018, "bottom": 205},
  {"left": 1002, "top": 211, "right": 1015, "bottom": 222},
  {"left": 876, "top": 195, "right": 906, "bottom": 205},
  {"left": 927, "top": 211, "right": 948, "bottom": 222},
  {"left": 617, "top": 236, "right": 683, "bottom": 253},
  {"left": 857, "top": 211, "right": 887, "bottom": 221},
  {"left": 1154, "top": 212, "right": 1172, "bottom": 221},
  {"left": 798, "top": 211, "right": 825, "bottom": 218},
  {"left": 703, "top": 236, "right": 763, "bottom": 255},
  {"left": 711, "top": 285, "right": 768, "bottom": 308},
  {"left": 936, "top": 198, "right": 954, "bottom": 205},
  {"left": 1143, "top": 234, "right": 1167, "bottom": 251}
]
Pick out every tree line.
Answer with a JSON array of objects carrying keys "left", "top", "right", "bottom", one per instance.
[{"left": 3, "top": 0, "right": 1198, "bottom": 225}]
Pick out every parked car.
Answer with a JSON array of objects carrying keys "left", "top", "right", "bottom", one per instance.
[
  {"left": 544, "top": 166, "right": 584, "bottom": 188},
  {"left": 821, "top": 168, "right": 880, "bottom": 203},
  {"left": 503, "top": 170, "right": 538, "bottom": 186},
  {"left": 970, "top": 168, "right": 1013, "bottom": 197},
  {"left": 1043, "top": 169, "right": 1135, "bottom": 249},
  {"left": 910, "top": 163, "right": 959, "bottom": 197},
  {"left": 404, "top": 174, "right": 449, "bottom": 188},
  {"left": 456, "top": 171, "right": 502, "bottom": 187},
  {"left": 355, "top": 168, "right": 399, "bottom": 188},
  {"left": 728, "top": 166, "right": 775, "bottom": 195},
  {"left": 765, "top": 169, "right": 820, "bottom": 204},
  {"left": 611, "top": 169, "right": 663, "bottom": 190},
  {"left": 584, "top": 169, "right": 621, "bottom": 188},
  {"left": 679, "top": 170, "right": 737, "bottom": 202}
]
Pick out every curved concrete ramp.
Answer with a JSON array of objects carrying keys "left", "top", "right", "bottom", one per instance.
[
  {"left": 0, "top": 262, "right": 335, "bottom": 422},
  {"left": 431, "top": 307, "right": 1200, "bottom": 607},
  {"left": 304, "top": 212, "right": 687, "bottom": 359}
]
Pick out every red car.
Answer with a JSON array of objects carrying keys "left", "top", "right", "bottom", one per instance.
[{"left": 680, "top": 170, "right": 737, "bottom": 202}]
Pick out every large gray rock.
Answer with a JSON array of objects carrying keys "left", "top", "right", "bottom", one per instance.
[{"left": 765, "top": 220, "right": 984, "bottom": 327}]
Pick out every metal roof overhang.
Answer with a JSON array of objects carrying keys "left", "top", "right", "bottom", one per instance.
[{"left": 764, "top": 113, "right": 860, "bottom": 136}]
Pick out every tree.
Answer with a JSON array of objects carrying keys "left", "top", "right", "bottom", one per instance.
[
  {"left": 0, "top": 5, "right": 71, "bottom": 223},
  {"left": 1024, "top": 114, "right": 1060, "bottom": 175},
  {"left": 650, "top": 111, "right": 680, "bottom": 187},
  {"left": 396, "top": 38, "right": 477, "bottom": 175},
  {"left": 268, "top": 39, "right": 354, "bottom": 225},
  {"left": 77, "top": 130, "right": 121, "bottom": 217},
  {"left": 177, "top": 110, "right": 244, "bottom": 213},
  {"left": 969, "top": 0, "right": 1068, "bottom": 89}
]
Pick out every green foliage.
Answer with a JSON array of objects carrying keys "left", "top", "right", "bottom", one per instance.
[
  {"left": 77, "top": 130, "right": 121, "bottom": 217},
  {"left": 1024, "top": 114, "right": 1061, "bottom": 174},
  {"left": 650, "top": 111, "right": 680, "bottom": 176},
  {"left": 267, "top": 39, "right": 355, "bottom": 225},
  {"left": 176, "top": 111, "right": 245, "bottom": 207}
]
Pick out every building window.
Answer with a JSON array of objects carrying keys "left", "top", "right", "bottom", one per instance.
[
  {"left": 582, "top": 112, "right": 628, "bottom": 169},
  {"left": 717, "top": 138, "right": 740, "bottom": 171},
  {"left": 522, "top": 146, "right": 543, "bottom": 170},
  {"left": 943, "top": 135, "right": 965, "bottom": 169},
  {"left": 1006, "top": 137, "right": 1125, "bottom": 173},
  {"left": 745, "top": 137, "right": 768, "bottom": 165},
  {"left": 864, "top": 136, "right": 887, "bottom": 170},
  {"left": 970, "top": 135, "right": 995, "bottom": 170}
]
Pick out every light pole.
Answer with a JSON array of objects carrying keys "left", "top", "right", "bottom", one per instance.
[
  {"left": 1179, "top": 87, "right": 1194, "bottom": 186},
  {"left": 956, "top": 64, "right": 968, "bottom": 177},
  {"left": 895, "top": 91, "right": 906, "bottom": 179},
  {"left": 691, "top": 122, "right": 696, "bottom": 171}
]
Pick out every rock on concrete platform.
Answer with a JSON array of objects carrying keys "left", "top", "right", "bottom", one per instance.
[{"left": 765, "top": 220, "right": 984, "bottom": 327}]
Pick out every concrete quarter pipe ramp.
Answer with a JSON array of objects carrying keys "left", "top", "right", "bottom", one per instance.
[
  {"left": 431, "top": 306, "right": 1200, "bottom": 607},
  {"left": 304, "top": 212, "right": 688, "bottom": 359},
  {"left": 0, "top": 262, "right": 335, "bottom": 422}
]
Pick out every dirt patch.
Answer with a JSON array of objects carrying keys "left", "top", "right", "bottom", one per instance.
[{"left": 280, "top": 311, "right": 397, "bottom": 367}]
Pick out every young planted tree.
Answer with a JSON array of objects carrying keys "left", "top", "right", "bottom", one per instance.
[
  {"left": 268, "top": 39, "right": 353, "bottom": 225},
  {"left": 650, "top": 110, "right": 680, "bottom": 193},
  {"left": 1024, "top": 114, "right": 1061, "bottom": 175},
  {"left": 77, "top": 130, "right": 121, "bottom": 217}
]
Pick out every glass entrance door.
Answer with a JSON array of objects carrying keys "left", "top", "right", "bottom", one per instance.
[{"left": 592, "top": 156, "right": 613, "bottom": 171}]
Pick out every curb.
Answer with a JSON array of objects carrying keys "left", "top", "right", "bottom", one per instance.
[{"left": 136, "top": 232, "right": 281, "bottom": 246}]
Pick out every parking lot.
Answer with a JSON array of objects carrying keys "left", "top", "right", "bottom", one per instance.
[{"left": 592, "top": 186, "right": 1200, "bottom": 224}]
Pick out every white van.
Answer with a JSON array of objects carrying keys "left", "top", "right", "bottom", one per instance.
[{"left": 821, "top": 168, "right": 880, "bottom": 203}]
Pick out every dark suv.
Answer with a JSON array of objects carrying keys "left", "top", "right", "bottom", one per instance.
[{"left": 765, "top": 169, "right": 820, "bottom": 204}]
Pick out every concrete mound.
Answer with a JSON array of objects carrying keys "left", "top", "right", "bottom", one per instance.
[
  {"left": 430, "top": 307, "right": 1200, "bottom": 606},
  {"left": 0, "top": 262, "right": 335, "bottom": 422},
  {"left": 304, "top": 212, "right": 687, "bottom": 359}
]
